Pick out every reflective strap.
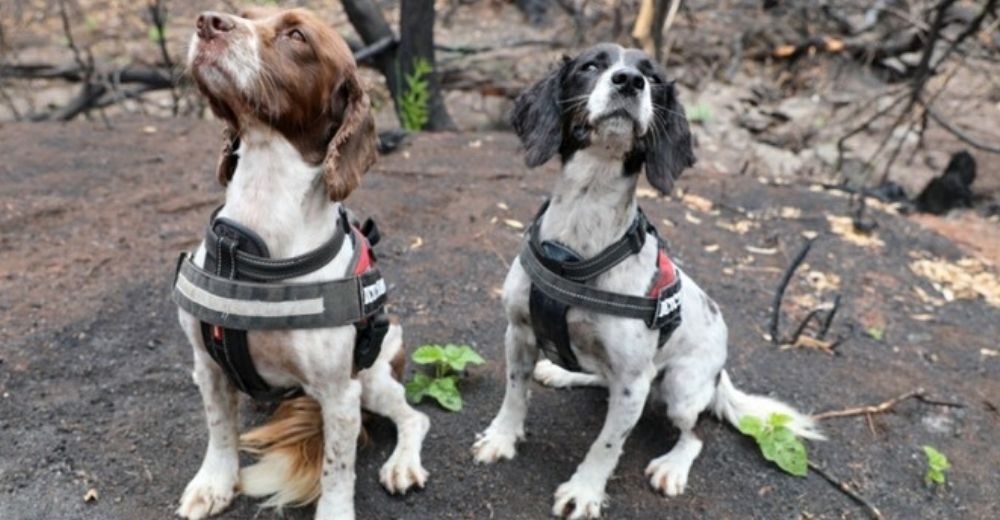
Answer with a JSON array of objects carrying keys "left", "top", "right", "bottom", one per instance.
[
  {"left": 172, "top": 254, "right": 385, "bottom": 330},
  {"left": 520, "top": 243, "right": 660, "bottom": 326}
]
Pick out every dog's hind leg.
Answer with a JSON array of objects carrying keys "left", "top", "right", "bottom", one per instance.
[
  {"left": 533, "top": 359, "right": 606, "bottom": 388},
  {"left": 359, "top": 325, "right": 430, "bottom": 495},
  {"left": 644, "top": 363, "right": 716, "bottom": 497},
  {"left": 177, "top": 313, "right": 241, "bottom": 520}
]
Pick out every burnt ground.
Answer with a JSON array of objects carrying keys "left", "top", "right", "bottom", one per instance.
[{"left": 1, "top": 118, "right": 999, "bottom": 520}]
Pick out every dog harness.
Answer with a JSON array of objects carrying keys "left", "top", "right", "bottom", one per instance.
[
  {"left": 521, "top": 201, "right": 683, "bottom": 371},
  {"left": 172, "top": 206, "right": 389, "bottom": 401}
]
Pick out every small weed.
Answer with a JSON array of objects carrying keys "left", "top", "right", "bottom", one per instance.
[
  {"left": 866, "top": 326, "right": 884, "bottom": 341},
  {"left": 405, "top": 344, "right": 484, "bottom": 412},
  {"left": 738, "top": 413, "right": 809, "bottom": 476},
  {"left": 147, "top": 26, "right": 164, "bottom": 44},
  {"left": 400, "top": 58, "right": 432, "bottom": 131},
  {"left": 922, "top": 445, "right": 950, "bottom": 485},
  {"left": 687, "top": 102, "right": 713, "bottom": 125}
]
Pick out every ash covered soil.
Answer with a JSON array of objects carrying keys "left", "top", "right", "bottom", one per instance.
[{"left": 1, "top": 118, "right": 998, "bottom": 520}]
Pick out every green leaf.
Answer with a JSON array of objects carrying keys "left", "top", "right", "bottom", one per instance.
[
  {"left": 404, "top": 373, "right": 432, "bottom": 404},
  {"left": 738, "top": 416, "right": 764, "bottom": 438},
  {"left": 768, "top": 413, "right": 792, "bottom": 428},
  {"left": 923, "top": 445, "right": 950, "bottom": 484},
  {"left": 766, "top": 429, "right": 808, "bottom": 476},
  {"left": 426, "top": 376, "right": 462, "bottom": 412},
  {"left": 687, "top": 102, "right": 713, "bottom": 124},
  {"left": 147, "top": 26, "right": 164, "bottom": 44},
  {"left": 442, "top": 344, "right": 485, "bottom": 372},
  {"left": 866, "top": 326, "right": 884, "bottom": 341},
  {"left": 739, "top": 414, "right": 809, "bottom": 477},
  {"left": 412, "top": 345, "right": 445, "bottom": 365}
]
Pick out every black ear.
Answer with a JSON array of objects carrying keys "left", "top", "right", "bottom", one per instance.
[
  {"left": 510, "top": 58, "right": 570, "bottom": 168},
  {"left": 644, "top": 81, "right": 695, "bottom": 194}
]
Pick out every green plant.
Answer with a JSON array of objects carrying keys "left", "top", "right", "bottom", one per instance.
[
  {"left": 687, "top": 102, "right": 713, "bottom": 124},
  {"left": 922, "top": 445, "right": 950, "bottom": 485},
  {"left": 738, "top": 413, "right": 809, "bottom": 476},
  {"left": 399, "top": 58, "right": 432, "bottom": 131},
  {"left": 147, "top": 26, "right": 164, "bottom": 44},
  {"left": 405, "top": 344, "right": 484, "bottom": 412},
  {"left": 866, "top": 326, "right": 884, "bottom": 341}
]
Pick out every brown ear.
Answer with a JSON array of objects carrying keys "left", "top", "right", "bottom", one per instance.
[
  {"left": 323, "top": 72, "right": 378, "bottom": 201},
  {"left": 216, "top": 126, "right": 240, "bottom": 186}
]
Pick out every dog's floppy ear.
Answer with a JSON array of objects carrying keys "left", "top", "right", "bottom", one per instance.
[
  {"left": 323, "top": 71, "right": 378, "bottom": 201},
  {"left": 644, "top": 81, "right": 695, "bottom": 194},
  {"left": 510, "top": 57, "right": 571, "bottom": 168}
]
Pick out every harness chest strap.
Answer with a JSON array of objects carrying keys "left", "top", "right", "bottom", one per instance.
[
  {"left": 171, "top": 207, "right": 389, "bottom": 401},
  {"left": 522, "top": 202, "right": 683, "bottom": 371},
  {"left": 521, "top": 242, "right": 682, "bottom": 328}
]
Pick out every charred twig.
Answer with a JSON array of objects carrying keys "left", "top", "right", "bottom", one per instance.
[
  {"left": 769, "top": 238, "right": 815, "bottom": 345},
  {"left": 817, "top": 294, "right": 841, "bottom": 340},
  {"left": 925, "top": 108, "right": 1000, "bottom": 154},
  {"left": 814, "top": 388, "right": 964, "bottom": 420},
  {"left": 808, "top": 461, "right": 884, "bottom": 520},
  {"left": 147, "top": 0, "right": 179, "bottom": 115}
]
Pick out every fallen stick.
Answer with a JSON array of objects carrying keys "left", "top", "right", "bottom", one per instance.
[
  {"left": 808, "top": 461, "right": 884, "bottom": 520},
  {"left": 814, "top": 388, "right": 964, "bottom": 420}
]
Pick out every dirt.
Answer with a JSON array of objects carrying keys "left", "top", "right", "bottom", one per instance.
[{"left": 1, "top": 117, "right": 999, "bottom": 520}]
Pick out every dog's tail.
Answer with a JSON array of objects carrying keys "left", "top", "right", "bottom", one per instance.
[
  {"left": 710, "top": 370, "right": 825, "bottom": 441},
  {"left": 238, "top": 324, "right": 406, "bottom": 508}
]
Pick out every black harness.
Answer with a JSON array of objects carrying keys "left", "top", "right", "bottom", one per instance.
[
  {"left": 522, "top": 201, "right": 683, "bottom": 372},
  {"left": 173, "top": 207, "right": 389, "bottom": 401}
]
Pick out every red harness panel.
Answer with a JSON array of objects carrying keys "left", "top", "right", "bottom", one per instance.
[
  {"left": 647, "top": 249, "right": 677, "bottom": 297},
  {"left": 352, "top": 229, "right": 375, "bottom": 275}
]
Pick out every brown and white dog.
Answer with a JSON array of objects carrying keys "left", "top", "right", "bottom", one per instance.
[
  {"left": 473, "top": 44, "right": 823, "bottom": 519},
  {"left": 178, "top": 8, "right": 428, "bottom": 520}
]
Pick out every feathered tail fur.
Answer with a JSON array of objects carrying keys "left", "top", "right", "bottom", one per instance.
[
  {"left": 237, "top": 324, "right": 406, "bottom": 508},
  {"left": 711, "top": 370, "right": 825, "bottom": 440}
]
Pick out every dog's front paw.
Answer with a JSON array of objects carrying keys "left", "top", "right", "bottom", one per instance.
[
  {"left": 552, "top": 477, "right": 606, "bottom": 519},
  {"left": 176, "top": 467, "right": 238, "bottom": 519},
  {"left": 471, "top": 427, "right": 520, "bottom": 464},
  {"left": 379, "top": 451, "right": 428, "bottom": 495},
  {"left": 644, "top": 452, "right": 692, "bottom": 497}
]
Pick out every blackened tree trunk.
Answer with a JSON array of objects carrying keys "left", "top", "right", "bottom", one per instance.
[
  {"left": 398, "top": 0, "right": 455, "bottom": 130},
  {"left": 340, "top": 0, "right": 454, "bottom": 131}
]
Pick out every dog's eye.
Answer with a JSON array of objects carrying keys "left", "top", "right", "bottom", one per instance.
[
  {"left": 582, "top": 62, "right": 599, "bottom": 72},
  {"left": 288, "top": 29, "right": 306, "bottom": 42}
]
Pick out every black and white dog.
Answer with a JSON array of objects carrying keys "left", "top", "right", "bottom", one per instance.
[{"left": 473, "top": 43, "right": 823, "bottom": 519}]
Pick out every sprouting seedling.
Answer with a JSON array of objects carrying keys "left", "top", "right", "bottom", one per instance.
[
  {"left": 922, "top": 445, "right": 950, "bottom": 485},
  {"left": 738, "top": 413, "right": 809, "bottom": 476},
  {"left": 687, "top": 102, "right": 713, "bottom": 125},
  {"left": 405, "top": 344, "right": 484, "bottom": 412},
  {"left": 399, "top": 58, "right": 432, "bottom": 131}
]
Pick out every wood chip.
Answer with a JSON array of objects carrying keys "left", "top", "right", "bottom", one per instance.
[
  {"left": 409, "top": 236, "right": 423, "bottom": 250},
  {"left": 685, "top": 212, "right": 702, "bottom": 225},
  {"left": 496, "top": 202, "right": 509, "bottom": 211},
  {"left": 503, "top": 219, "right": 524, "bottom": 230},
  {"left": 84, "top": 488, "right": 98, "bottom": 502},
  {"left": 636, "top": 187, "right": 660, "bottom": 199},
  {"left": 826, "top": 215, "right": 885, "bottom": 248},
  {"left": 910, "top": 257, "right": 1000, "bottom": 308},
  {"left": 682, "top": 193, "right": 714, "bottom": 212},
  {"left": 745, "top": 245, "right": 777, "bottom": 255},
  {"left": 981, "top": 348, "right": 999, "bottom": 358},
  {"left": 704, "top": 244, "right": 720, "bottom": 253}
]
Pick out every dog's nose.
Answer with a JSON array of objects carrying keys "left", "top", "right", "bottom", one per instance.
[
  {"left": 611, "top": 69, "right": 645, "bottom": 96},
  {"left": 197, "top": 12, "right": 235, "bottom": 40}
]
